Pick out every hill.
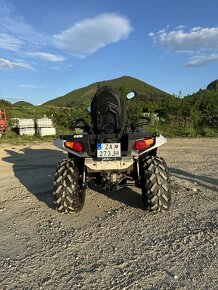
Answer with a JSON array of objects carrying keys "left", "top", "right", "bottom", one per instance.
[
  {"left": 43, "top": 76, "right": 171, "bottom": 107},
  {"left": 13, "top": 101, "right": 33, "bottom": 107},
  {"left": 207, "top": 80, "right": 218, "bottom": 91},
  {"left": 0, "top": 99, "right": 12, "bottom": 107}
]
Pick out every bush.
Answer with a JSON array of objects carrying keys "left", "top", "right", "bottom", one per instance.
[{"left": 200, "top": 127, "right": 217, "bottom": 137}]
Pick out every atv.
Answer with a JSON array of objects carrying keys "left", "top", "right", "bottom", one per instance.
[{"left": 53, "top": 86, "right": 171, "bottom": 213}]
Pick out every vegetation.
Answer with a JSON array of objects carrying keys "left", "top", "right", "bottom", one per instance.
[
  {"left": 207, "top": 79, "right": 218, "bottom": 91},
  {"left": 0, "top": 102, "right": 89, "bottom": 144},
  {"left": 0, "top": 76, "right": 218, "bottom": 143},
  {"left": 13, "top": 101, "right": 33, "bottom": 107},
  {"left": 0, "top": 130, "right": 55, "bottom": 145},
  {"left": 43, "top": 76, "right": 170, "bottom": 107},
  {"left": 0, "top": 99, "right": 11, "bottom": 108}
]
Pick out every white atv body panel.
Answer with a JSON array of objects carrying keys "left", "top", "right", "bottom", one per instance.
[{"left": 53, "top": 134, "right": 167, "bottom": 171}]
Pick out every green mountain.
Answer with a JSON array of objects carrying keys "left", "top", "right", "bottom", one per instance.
[
  {"left": 207, "top": 80, "right": 218, "bottom": 91},
  {"left": 43, "top": 76, "right": 171, "bottom": 107},
  {"left": 13, "top": 101, "right": 33, "bottom": 107}
]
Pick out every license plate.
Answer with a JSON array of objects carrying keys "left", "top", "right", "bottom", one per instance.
[{"left": 97, "top": 143, "right": 121, "bottom": 158}]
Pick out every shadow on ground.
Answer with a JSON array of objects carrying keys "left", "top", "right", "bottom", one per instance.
[
  {"left": 170, "top": 167, "right": 218, "bottom": 192},
  {"left": 3, "top": 147, "right": 144, "bottom": 210},
  {"left": 3, "top": 148, "right": 66, "bottom": 209},
  {"left": 3, "top": 147, "right": 217, "bottom": 211},
  {"left": 89, "top": 184, "right": 144, "bottom": 210}
]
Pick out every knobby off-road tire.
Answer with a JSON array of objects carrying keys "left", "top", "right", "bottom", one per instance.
[
  {"left": 141, "top": 156, "right": 171, "bottom": 211},
  {"left": 53, "top": 158, "right": 85, "bottom": 213}
]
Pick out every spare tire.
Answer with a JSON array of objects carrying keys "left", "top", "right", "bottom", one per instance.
[{"left": 91, "top": 86, "right": 127, "bottom": 134}]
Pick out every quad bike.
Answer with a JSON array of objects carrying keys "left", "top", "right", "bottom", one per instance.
[{"left": 53, "top": 86, "right": 171, "bottom": 213}]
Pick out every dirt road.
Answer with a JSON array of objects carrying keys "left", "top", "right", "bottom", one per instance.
[{"left": 0, "top": 139, "right": 217, "bottom": 289}]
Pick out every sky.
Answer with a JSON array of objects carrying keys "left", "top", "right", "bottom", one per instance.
[{"left": 0, "top": 0, "right": 218, "bottom": 105}]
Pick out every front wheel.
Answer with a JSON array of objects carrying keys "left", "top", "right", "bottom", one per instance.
[
  {"left": 140, "top": 156, "right": 171, "bottom": 211},
  {"left": 53, "top": 158, "right": 85, "bottom": 213}
]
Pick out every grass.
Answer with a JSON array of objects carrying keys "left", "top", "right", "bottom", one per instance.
[
  {"left": 7, "top": 106, "right": 52, "bottom": 119},
  {"left": 146, "top": 123, "right": 218, "bottom": 138},
  {"left": 0, "top": 125, "right": 74, "bottom": 145},
  {"left": 0, "top": 130, "right": 55, "bottom": 145}
]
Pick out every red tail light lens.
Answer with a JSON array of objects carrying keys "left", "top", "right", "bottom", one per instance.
[
  {"left": 133, "top": 138, "right": 154, "bottom": 152},
  {"left": 64, "top": 141, "right": 84, "bottom": 153}
]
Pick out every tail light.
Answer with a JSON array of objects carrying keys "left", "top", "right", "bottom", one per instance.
[
  {"left": 133, "top": 138, "right": 154, "bottom": 152},
  {"left": 64, "top": 141, "right": 84, "bottom": 153}
]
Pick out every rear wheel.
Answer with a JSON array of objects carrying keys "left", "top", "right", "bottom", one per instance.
[
  {"left": 53, "top": 158, "right": 85, "bottom": 213},
  {"left": 140, "top": 156, "right": 171, "bottom": 211}
]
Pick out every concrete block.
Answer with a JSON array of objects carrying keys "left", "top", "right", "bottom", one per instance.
[{"left": 37, "top": 127, "right": 56, "bottom": 137}]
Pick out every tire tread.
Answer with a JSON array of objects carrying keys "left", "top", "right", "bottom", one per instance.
[
  {"left": 53, "top": 159, "right": 85, "bottom": 213},
  {"left": 141, "top": 156, "right": 171, "bottom": 211}
]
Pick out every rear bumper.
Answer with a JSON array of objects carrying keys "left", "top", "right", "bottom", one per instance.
[{"left": 85, "top": 157, "right": 134, "bottom": 172}]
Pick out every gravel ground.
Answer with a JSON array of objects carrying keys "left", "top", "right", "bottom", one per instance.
[{"left": 0, "top": 138, "right": 217, "bottom": 290}]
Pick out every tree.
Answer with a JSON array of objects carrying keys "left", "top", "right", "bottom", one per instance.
[{"left": 118, "top": 85, "right": 130, "bottom": 97}]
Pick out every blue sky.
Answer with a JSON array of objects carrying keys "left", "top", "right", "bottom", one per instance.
[{"left": 0, "top": 0, "right": 218, "bottom": 105}]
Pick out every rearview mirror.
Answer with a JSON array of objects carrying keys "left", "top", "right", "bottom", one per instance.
[{"left": 127, "top": 92, "right": 135, "bottom": 100}]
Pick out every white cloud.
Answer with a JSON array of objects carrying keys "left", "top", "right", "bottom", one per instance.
[
  {"left": 0, "top": 33, "right": 23, "bottom": 51},
  {"left": 0, "top": 2, "right": 131, "bottom": 60},
  {"left": 25, "top": 52, "right": 65, "bottom": 62},
  {"left": 53, "top": 13, "right": 132, "bottom": 57},
  {"left": 19, "top": 84, "right": 44, "bottom": 88},
  {"left": 186, "top": 53, "right": 218, "bottom": 67},
  {"left": 0, "top": 57, "right": 35, "bottom": 70},
  {"left": 0, "top": 0, "right": 46, "bottom": 52},
  {"left": 176, "top": 25, "right": 186, "bottom": 30},
  {"left": 148, "top": 32, "right": 155, "bottom": 37},
  {"left": 149, "top": 26, "right": 218, "bottom": 66},
  {"left": 191, "top": 27, "right": 202, "bottom": 32},
  {"left": 149, "top": 26, "right": 218, "bottom": 52}
]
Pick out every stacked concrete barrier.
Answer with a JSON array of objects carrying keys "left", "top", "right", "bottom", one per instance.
[
  {"left": 36, "top": 117, "right": 56, "bottom": 136},
  {"left": 17, "top": 119, "right": 35, "bottom": 136}
]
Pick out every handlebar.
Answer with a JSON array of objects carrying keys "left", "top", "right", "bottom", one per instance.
[
  {"left": 125, "top": 116, "right": 150, "bottom": 132},
  {"left": 71, "top": 116, "right": 149, "bottom": 134},
  {"left": 71, "top": 118, "right": 93, "bottom": 134}
]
